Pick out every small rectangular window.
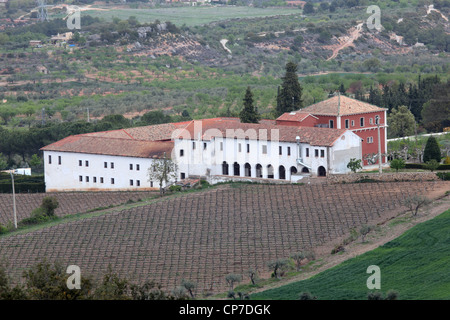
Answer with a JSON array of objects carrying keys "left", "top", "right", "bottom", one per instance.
[
  {"left": 111, "top": 162, "right": 114, "bottom": 169},
  {"left": 369, "top": 118, "right": 373, "bottom": 124},
  {"left": 279, "top": 146, "right": 282, "bottom": 155},
  {"left": 329, "top": 120, "right": 334, "bottom": 128},
  {"left": 130, "top": 179, "right": 133, "bottom": 186},
  {"left": 137, "top": 180, "right": 140, "bottom": 187},
  {"left": 136, "top": 164, "right": 140, "bottom": 171},
  {"left": 86, "top": 176, "right": 89, "bottom": 182},
  {"left": 351, "top": 120, "right": 355, "bottom": 127},
  {"left": 247, "top": 144, "right": 250, "bottom": 153},
  {"left": 345, "top": 119, "right": 349, "bottom": 129},
  {"left": 315, "top": 149, "right": 319, "bottom": 157},
  {"left": 306, "top": 148, "right": 309, "bottom": 157},
  {"left": 79, "top": 175, "right": 82, "bottom": 182},
  {"left": 150, "top": 181, "right": 154, "bottom": 188},
  {"left": 85, "top": 160, "right": 89, "bottom": 167},
  {"left": 104, "top": 162, "right": 107, "bottom": 168},
  {"left": 320, "top": 150, "right": 325, "bottom": 158},
  {"left": 130, "top": 164, "right": 133, "bottom": 170},
  {"left": 58, "top": 156, "right": 61, "bottom": 165},
  {"left": 93, "top": 177, "right": 97, "bottom": 183},
  {"left": 288, "top": 147, "right": 291, "bottom": 156},
  {"left": 181, "top": 172, "right": 186, "bottom": 180},
  {"left": 111, "top": 178, "right": 115, "bottom": 185},
  {"left": 360, "top": 117, "right": 364, "bottom": 127},
  {"left": 262, "top": 145, "right": 267, "bottom": 154},
  {"left": 49, "top": 155, "right": 52, "bottom": 164},
  {"left": 100, "top": 177, "right": 104, "bottom": 184},
  {"left": 192, "top": 142, "right": 196, "bottom": 150},
  {"left": 203, "top": 142, "right": 207, "bottom": 150},
  {"left": 79, "top": 160, "right": 82, "bottom": 166},
  {"left": 180, "top": 149, "right": 184, "bottom": 157}
]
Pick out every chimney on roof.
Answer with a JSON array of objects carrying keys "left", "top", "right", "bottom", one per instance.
[{"left": 337, "top": 92, "right": 341, "bottom": 116}]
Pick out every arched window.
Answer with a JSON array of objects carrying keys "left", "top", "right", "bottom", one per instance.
[
  {"left": 222, "top": 161, "right": 229, "bottom": 175},
  {"left": 256, "top": 164, "right": 262, "bottom": 178},
  {"left": 233, "top": 162, "right": 240, "bottom": 176},
  {"left": 318, "top": 166, "right": 326, "bottom": 177},
  {"left": 302, "top": 167, "right": 309, "bottom": 173},
  {"left": 245, "top": 163, "right": 251, "bottom": 177},
  {"left": 279, "top": 166, "right": 286, "bottom": 180},
  {"left": 267, "top": 165, "right": 274, "bottom": 179},
  {"left": 290, "top": 166, "right": 298, "bottom": 175}
]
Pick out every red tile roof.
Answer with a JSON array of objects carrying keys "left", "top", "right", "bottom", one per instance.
[
  {"left": 301, "top": 95, "right": 386, "bottom": 116},
  {"left": 176, "top": 119, "right": 347, "bottom": 147},
  {"left": 276, "top": 112, "right": 317, "bottom": 122},
  {"left": 83, "top": 122, "right": 190, "bottom": 141},
  {"left": 40, "top": 135, "right": 174, "bottom": 159}
]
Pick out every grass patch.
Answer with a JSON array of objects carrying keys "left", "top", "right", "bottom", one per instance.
[
  {"left": 251, "top": 209, "right": 450, "bottom": 300},
  {"left": 83, "top": 6, "right": 296, "bottom": 27}
]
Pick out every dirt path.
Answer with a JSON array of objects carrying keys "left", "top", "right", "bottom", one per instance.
[
  {"left": 249, "top": 190, "right": 450, "bottom": 295},
  {"left": 326, "top": 23, "right": 364, "bottom": 61}
]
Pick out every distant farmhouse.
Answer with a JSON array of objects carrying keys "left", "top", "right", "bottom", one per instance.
[
  {"left": 41, "top": 96, "right": 387, "bottom": 192},
  {"left": 286, "top": 1, "right": 306, "bottom": 8}
]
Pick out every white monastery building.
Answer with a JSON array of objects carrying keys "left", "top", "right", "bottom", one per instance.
[{"left": 41, "top": 96, "right": 386, "bottom": 192}]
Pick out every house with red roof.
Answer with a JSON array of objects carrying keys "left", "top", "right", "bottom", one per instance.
[
  {"left": 41, "top": 115, "right": 363, "bottom": 191},
  {"left": 277, "top": 94, "right": 388, "bottom": 166}
]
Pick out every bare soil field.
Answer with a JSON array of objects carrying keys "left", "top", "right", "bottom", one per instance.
[
  {"left": 0, "top": 191, "right": 157, "bottom": 225},
  {"left": 0, "top": 181, "right": 448, "bottom": 295}
]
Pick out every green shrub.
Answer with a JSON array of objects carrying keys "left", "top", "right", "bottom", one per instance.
[
  {"left": 41, "top": 196, "right": 58, "bottom": 217},
  {"left": 169, "top": 185, "right": 182, "bottom": 192},
  {"left": 0, "top": 223, "right": 8, "bottom": 235},
  {"left": 19, "top": 208, "right": 52, "bottom": 226},
  {"left": 390, "top": 158, "right": 405, "bottom": 172},
  {"left": 436, "top": 172, "right": 450, "bottom": 180}
]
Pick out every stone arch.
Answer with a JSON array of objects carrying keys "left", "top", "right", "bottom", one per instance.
[
  {"left": 245, "top": 163, "right": 251, "bottom": 177},
  {"left": 279, "top": 165, "right": 286, "bottom": 180},
  {"left": 318, "top": 166, "right": 326, "bottom": 177}
]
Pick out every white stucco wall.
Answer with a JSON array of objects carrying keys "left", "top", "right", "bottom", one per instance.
[
  {"left": 329, "top": 130, "right": 363, "bottom": 174},
  {"left": 174, "top": 137, "right": 334, "bottom": 180},
  {"left": 43, "top": 151, "right": 167, "bottom": 192}
]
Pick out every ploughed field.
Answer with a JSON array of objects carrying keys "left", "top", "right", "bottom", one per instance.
[
  {"left": 0, "top": 181, "right": 447, "bottom": 295},
  {"left": 0, "top": 191, "right": 156, "bottom": 225}
]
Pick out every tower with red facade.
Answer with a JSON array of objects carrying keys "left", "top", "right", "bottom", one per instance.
[{"left": 276, "top": 95, "right": 387, "bottom": 166}]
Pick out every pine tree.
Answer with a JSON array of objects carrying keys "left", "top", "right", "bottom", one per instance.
[
  {"left": 274, "top": 62, "right": 303, "bottom": 117},
  {"left": 239, "top": 87, "right": 259, "bottom": 123},
  {"left": 423, "top": 136, "right": 441, "bottom": 163},
  {"left": 339, "top": 83, "right": 346, "bottom": 95}
]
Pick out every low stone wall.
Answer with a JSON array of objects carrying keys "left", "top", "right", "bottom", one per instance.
[
  {"left": 207, "top": 175, "right": 292, "bottom": 185},
  {"left": 328, "top": 172, "right": 440, "bottom": 184}
]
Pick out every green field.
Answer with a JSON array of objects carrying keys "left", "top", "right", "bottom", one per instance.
[
  {"left": 83, "top": 6, "right": 298, "bottom": 26},
  {"left": 251, "top": 209, "right": 450, "bottom": 300}
]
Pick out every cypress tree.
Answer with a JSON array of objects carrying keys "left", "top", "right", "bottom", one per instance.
[
  {"left": 423, "top": 136, "right": 441, "bottom": 163},
  {"left": 239, "top": 86, "right": 259, "bottom": 123},
  {"left": 274, "top": 62, "right": 303, "bottom": 117}
]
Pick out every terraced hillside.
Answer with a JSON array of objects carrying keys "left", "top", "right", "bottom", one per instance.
[{"left": 0, "top": 181, "right": 448, "bottom": 295}]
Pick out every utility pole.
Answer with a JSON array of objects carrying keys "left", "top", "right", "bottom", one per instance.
[
  {"left": 87, "top": 108, "right": 90, "bottom": 122},
  {"left": 10, "top": 171, "right": 17, "bottom": 229},
  {"left": 376, "top": 115, "right": 382, "bottom": 174}
]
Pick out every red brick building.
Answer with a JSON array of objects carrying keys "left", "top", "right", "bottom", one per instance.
[{"left": 277, "top": 95, "right": 388, "bottom": 166}]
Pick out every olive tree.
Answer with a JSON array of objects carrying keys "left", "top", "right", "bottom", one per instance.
[{"left": 147, "top": 153, "right": 178, "bottom": 196}]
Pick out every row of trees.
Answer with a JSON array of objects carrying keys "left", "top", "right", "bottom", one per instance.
[{"left": 0, "top": 260, "right": 190, "bottom": 300}]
